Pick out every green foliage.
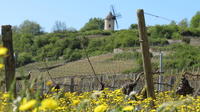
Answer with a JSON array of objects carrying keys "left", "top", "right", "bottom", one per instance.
[
  {"left": 178, "top": 18, "right": 189, "bottom": 28},
  {"left": 180, "top": 27, "right": 200, "bottom": 37},
  {"left": 86, "top": 38, "right": 109, "bottom": 56},
  {"left": 63, "top": 49, "right": 83, "bottom": 61},
  {"left": 17, "top": 52, "right": 34, "bottom": 66},
  {"left": 11, "top": 13, "right": 200, "bottom": 68},
  {"left": 149, "top": 38, "right": 169, "bottom": 46},
  {"left": 190, "top": 11, "right": 200, "bottom": 28},
  {"left": 170, "top": 21, "right": 177, "bottom": 25},
  {"left": 172, "top": 32, "right": 182, "bottom": 39},
  {"left": 129, "top": 24, "right": 138, "bottom": 29},
  {"left": 18, "top": 20, "right": 43, "bottom": 35},
  {"left": 80, "top": 18, "right": 104, "bottom": 31},
  {"left": 112, "top": 30, "right": 139, "bottom": 48},
  {"left": 164, "top": 44, "right": 200, "bottom": 70},
  {"left": 52, "top": 21, "right": 67, "bottom": 33},
  {"left": 68, "top": 38, "right": 82, "bottom": 49},
  {"left": 148, "top": 24, "right": 179, "bottom": 39},
  {"left": 63, "top": 48, "right": 73, "bottom": 59},
  {"left": 68, "top": 50, "right": 83, "bottom": 61},
  {"left": 81, "top": 30, "right": 112, "bottom": 36}
]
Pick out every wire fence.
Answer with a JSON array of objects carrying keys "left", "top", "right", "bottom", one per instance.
[{"left": 14, "top": 68, "right": 199, "bottom": 94}]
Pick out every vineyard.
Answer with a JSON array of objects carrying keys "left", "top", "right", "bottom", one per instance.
[{"left": 1, "top": 9, "right": 200, "bottom": 112}]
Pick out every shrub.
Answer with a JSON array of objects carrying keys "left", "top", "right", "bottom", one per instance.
[
  {"left": 164, "top": 44, "right": 200, "bottom": 69},
  {"left": 63, "top": 49, "right": 83, "bottom": 61},
  {"left": 150, "top": 38, "right": 169, "bottom": 46},
  {"left": 17, "top": 52, "right": 34, "bottom": 66}
]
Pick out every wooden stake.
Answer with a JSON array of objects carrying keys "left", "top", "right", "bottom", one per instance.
[
  {"left": 2, "top": 25, "right": 16, "bottom": 95},
  {"left": 70, "top": 77, "right": 75, "bottom": 92},
  {"left": 137, "top": 9, "right": 155, "bottom": 99}
]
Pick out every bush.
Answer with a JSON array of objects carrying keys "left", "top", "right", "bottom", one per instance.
[
  {"left": 180, "top": 27, "right": 200, "bottom": 37},
  {"left": 164, "top": 44, "right": 200, "bottom": 69},
  {"left": 63, "top": 49, "right": 83, "bottom": 61},
  {"left": 68, "top": 50, "right": 83, "bottom": 61},
  {"left": 172, "top": 32, "right": 182, "bottom": 39},
  {"left": 148, "top": 25, "right": 179, "bottom": 39},
  {"left": 63, "top": 48, "right": 73, "bottom": 59},
  {"left": 150, "top": 38, "right": 169, "bottom": 46},
  {"left": 113, "top": 30, "right": 139, "bottom": 48},
  {"left": 17, "top": 52, "right": 34, "bottom": 66}
]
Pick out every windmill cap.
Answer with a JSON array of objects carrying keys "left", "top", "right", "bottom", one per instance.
[{"left": 105, "top": 12, "right": 116, "bottom": 20}]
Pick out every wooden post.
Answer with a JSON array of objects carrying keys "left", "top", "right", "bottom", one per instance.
[
  {"left": 2, "top": 25, "right": 16, "bottom": 95},
  {"left": 70, "top": 77, "right": 74, "bottom": 92},
  {"left": 158, "top": 52, "right": 163, "bottom": 91},
  {"left": 169, "top": 76, "right": 175, "bottom": 90},
  {"left": 137, "top": 9, "right": 155, "bottom": 99}
]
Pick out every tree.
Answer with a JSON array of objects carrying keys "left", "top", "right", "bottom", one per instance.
[
  {"left": 178, "top": 18, "right": 189, "bottom": 28},
  {"left": 12, "top": 26, "right": 20, "bottom": 34},
  {"left": 80, "top": 18, "right": 104, "bottom": 31},
  {"left": 190, "top": 11, "right": 200, "bottom": 28},
  {"left": 52, "top": 21, "right": 67, "bottom": 33},
  {"left": 170, "top": 21, "right": 177, "bottom": 25},
  {"left": 66, "top": 27, "right": 77, "bottom": 32},
  {"left": 19, "top": 20, "right": 43, "bottom": 35},
  {"left": 129, "top": 24, "right": 138, "bottom": 30}
]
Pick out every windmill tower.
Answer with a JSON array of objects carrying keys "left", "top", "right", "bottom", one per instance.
[
  {"left": 104, "top": 12, "right": 115, "bottom": 30},
  {"left": 104, "top": 5, "right": 121, "bottom": 31}
]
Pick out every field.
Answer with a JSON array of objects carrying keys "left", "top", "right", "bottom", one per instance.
[{"left": 16, "top": 53, "right": 136, "bottom": 79}]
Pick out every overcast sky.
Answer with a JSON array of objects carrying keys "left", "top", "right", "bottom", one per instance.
[{"left": 0, "top": 0, "right": 200, "bottom": 32}]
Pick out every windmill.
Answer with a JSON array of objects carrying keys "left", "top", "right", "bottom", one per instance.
[{"left": 104, "top": 5, "right": 121, "bottom": 31}]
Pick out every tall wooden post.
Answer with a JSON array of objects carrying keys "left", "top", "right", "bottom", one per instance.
[
  {"left": 2, "top": 25, "right": 16, "bottom": 95},
  {"left": 137, "top": 9, "right": 155, "bottom": 99}
]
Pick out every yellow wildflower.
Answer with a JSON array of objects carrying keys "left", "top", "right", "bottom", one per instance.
[
  {"left": 72, "top": 99, "right": 80, "bottom": 105},
  {"left": 19, "top": 99, "right": 37, "bottom": 111},
  {"left": 122, "top": 105, "right": 134, "bottom": 111},
  {"left": 32, "top": 108, "right": 39, "bottom": 112},
  {"left": 41, "top": 98, "right": 58, "bottom": 109},
  {"left": 21, "top": 98, "right": 28, "bottom": 104},
  {"left": 0, "top": 64, "right": 4, "bottom": 69},
  {"left": 2, "top": 93, "right": 10, "bottom": 99},
  {"left": 0, "top": 47, "right": 7, "bottom": 56},
  {"left": 46, "top": 80, "right": 53, "bottom": 86},
  {"left": 94, "top": 104, "right": 108, "bottom": 112}
]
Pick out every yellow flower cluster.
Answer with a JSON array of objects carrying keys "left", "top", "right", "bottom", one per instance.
[
  {"left": 0, "top": 46, "right": 7, "bottom": 69},
  {"left": 0, "top": 89, "right": 200, "bottom": 112}
]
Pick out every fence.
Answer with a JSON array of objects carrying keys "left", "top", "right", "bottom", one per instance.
[{"left": 30, "top": 71, "right": 199, "bottom": 94}]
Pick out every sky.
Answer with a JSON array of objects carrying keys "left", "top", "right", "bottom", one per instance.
[{"left": 0, "top": 0, "right": 200, "bottom": 32}]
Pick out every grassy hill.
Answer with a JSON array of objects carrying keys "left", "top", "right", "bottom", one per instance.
[{"left": 15, "top": 37, "right": 200, "bottom": 80}]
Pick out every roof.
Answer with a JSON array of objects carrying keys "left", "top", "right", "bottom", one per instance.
[{"left": 105, "top": 12, "right": 116, "bottom": 20}]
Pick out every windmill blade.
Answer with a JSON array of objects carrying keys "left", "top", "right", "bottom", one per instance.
[
  {"left": 110, "top": 5, "right": 121, "bottom": 29},
  {"left": 115, "top": 18, "right": 119, "bottom": 29},
  {"left": 115, "top": 13, "right": 122, "bottom": 19},
  {"left": 110, "top": 5, "right": 116, "bottom": 16}
]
